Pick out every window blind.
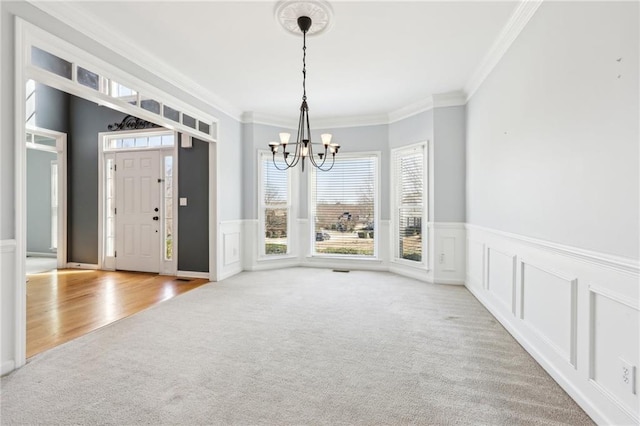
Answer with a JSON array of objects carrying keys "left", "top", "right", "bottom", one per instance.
[
  {"left": 394, "top": 145, "right": 425, "bottom": 262},
  {"left": 312, "top": 155, "right": 377, "bottom": 256},
  {"left": 262, "top": 155, "right": 290, "bottom": 255}
]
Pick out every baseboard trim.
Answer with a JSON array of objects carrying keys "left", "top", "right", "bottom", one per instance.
[
  {"left": 27, "top": 251, "right": 56, "bottom": 258},
  {"left": 66, "top": 263, "right": 99, "bottom": 270},
  {"left": 432, "top": 278, "right": 465, "bottom": 285},
  {"left": 218, "top": 266, "right": 243, "bottom": 281},
  {"left": 389, "top": 264, "right": 431, "bottom": 283},
  {"left": 177, "top": 270, "right": 210, "bottom": 279},
  {"left": 1, "top": 360, "right": 16, "bottom": 376},
  {"left": 465, "top": 283, "right": 610, "bottom": 426}
]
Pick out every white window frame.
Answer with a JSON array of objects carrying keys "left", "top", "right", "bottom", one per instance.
[
  {"left": 309, "top": 152, "right": 380, "bottom": 259},
  {"left": 391, "top": 141, "right": 429, "bottom": 267},
  {"left": 258, "top": 151, "right": 295, "bottom": 259}
]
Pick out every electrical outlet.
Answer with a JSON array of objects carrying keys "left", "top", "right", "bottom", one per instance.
[{"left": 620, "top": 358, "right": 636, "bottom": 395}]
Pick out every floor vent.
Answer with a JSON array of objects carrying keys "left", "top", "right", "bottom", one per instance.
[
  {"left": 175, "top": 278, "right": 192, "bottom": 282},
  {"left": 332, "top": 269, "right": 350, "bottom": 273}
]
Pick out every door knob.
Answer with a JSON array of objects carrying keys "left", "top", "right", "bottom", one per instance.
[
  {"left": 153, "top": 216, "right": 159, "bottom": 221},
  {"left": 154, "top": 207, "right": 159, "bottom": 212}
]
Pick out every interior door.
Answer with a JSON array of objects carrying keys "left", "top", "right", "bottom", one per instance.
[{"left": 115, "top": 150, "right": 160, "bottom": 273}]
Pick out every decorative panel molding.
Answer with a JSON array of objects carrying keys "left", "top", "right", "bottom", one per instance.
[
  {"left": 466, "top": 239, "right": 485, "bottom": 290},
  {"left": 466, "top": 225, "right": 639, "bottom": 426},
  {"left": 589, "top": 287, "right": 639, "bottom": 423},
  {"left": 1, "top": 240, "right": 17, "bottom": 375},
  {"left": 520, "top": 260, "right": 578, "bottom": 367},
  {"left": 219, "top": 221, "right": 243, "bottom": 280},
  {"left": 487, "top": 247, "right": 516, "bottom": 314}
]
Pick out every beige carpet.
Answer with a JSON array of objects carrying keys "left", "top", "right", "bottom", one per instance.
[{"left": 1, "top": 268, "right": 592, "bottom": 425}]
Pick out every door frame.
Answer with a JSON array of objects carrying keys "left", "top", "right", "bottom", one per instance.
[
  {"left": 25, "top": 126, "right": 68, "bottom": 269},
  {"left": 14, "top": 18, "right": 220, "bottom": 370},
  {"left": 97, "top": 129, "right": 178, "bottom": 275}
]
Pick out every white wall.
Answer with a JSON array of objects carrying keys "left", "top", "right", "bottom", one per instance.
[
  {"left": 433, "top": 106, "right": 465, "bottom": 223},
  {"left": 466, "top": 1, "right": 639, "bottom": 260},
  {"left": 465, "top": 2, "right": 639, "bottom": 424}
]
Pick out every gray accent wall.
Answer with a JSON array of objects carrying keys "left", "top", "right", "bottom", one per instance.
[
  {"left": 388, "top": 110, "right": 433, "bottom": 149},
  {"left": 68, "top": 95, "right": 128, "bottom": 264},
  {"left": 26, "top": 149, "right": 56, "bottom": 253},
  {"left": 178, "top": 137, "right": 209, "bottom": 272}
]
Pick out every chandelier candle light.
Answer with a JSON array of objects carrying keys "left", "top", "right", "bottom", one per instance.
[{"left": 268, "top": 15, "right": 340, "bottom": 172}]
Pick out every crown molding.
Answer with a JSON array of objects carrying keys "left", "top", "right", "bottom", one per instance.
[
  {"left": 387, "top": 91, "right": 467, "bottom": 124},
  {"left": 464, "top": 0, "right": 543, "bottom": 102},
  {"left": 28, "top": 1, "right": 243, "bottom": 121},
  {"left": 243, "top": 111, "right": 389, "bottom": 129},
  {"left": 432, "top": 91, "right": 467, "bottom": 108},
  {"left": 242, "top": 112, "right": 297, "bottom": 129},
  {"left": 313, "top": 114, "right": 389, "bottom": 129},
  {"left": 387, "top": 97, "right": 435, "bottom": 124}
]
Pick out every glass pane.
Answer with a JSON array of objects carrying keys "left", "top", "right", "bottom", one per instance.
[
  {"left": 313, "top": 157, "right": 376, "bottom": 256},
  {"left": 183, "top": 114, "right": 196, "bottom": 129},
  {"left": 161, "top": 134, "right": 175, "bottom": 146},
  {"left": 265, "top": 208, "right": 288, "bottom": 255},
  {"left": 110, "top": 81, "right": 137, "bottom": 98},
  {"left": 134, "top": 137, "right": 148, "bottom": 148},
  {"left": 141, "top": 98, "right": 161, "bottom": 114},
  {"left": 34, "top": 135, "right": 56, "bottom": 147},
  {"left": 25, "top": 80, "right": 36, "bottom": 126},
  {"left": 149, "top": 136, "right": 161, "bottom": 147},
  {"left": 198, "top": 121, "right": 210, "bottom": 135},
  {"left": 31, "top": 46, "right": 72, "bottom": 79},
  {"left": 77, "top": 67, "right": 99, "bottom": 90},
  {"left": 163, "top": 105, "right": 180, "bottom": 122},
  {"left": 164, "top": 156, "right": 173, "bottom": 261},
  {"left": 122, "top": 138, "right": 134, "bottom": 148},
  {"left": 398, "top": 207, "right": 422, "bottom": 261},
  {"left": 26, "top": 133, "right": 33, "bottom": 143}
]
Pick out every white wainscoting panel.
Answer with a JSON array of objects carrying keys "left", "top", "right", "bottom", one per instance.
[
  {"left": 521, "top": 260, "right": 577, "bottom": 367},
  {"left": 466, "top": 224, "right": 639, "bottom": 425},
  {"left": 466, "top": 239, "right": 485, "bottom": 290},
  {"left": 590, "top": 287, "right": 639, "bottom": 421},
  {"left": 487, "top": 248, "right": 516, "bottom": 314},
  {"left": 431, "top": 222, "right": 466, "bottom": 285},
  {"left": 219, "top": 220, "right": 243, "bottom": 280},
  {"left": 1, "top": 240, "right": 17, "bottom": 375}
]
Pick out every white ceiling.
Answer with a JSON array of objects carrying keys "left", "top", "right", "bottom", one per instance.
[{"left": 58, "top": 1, "right": 519, "bottom": 122}]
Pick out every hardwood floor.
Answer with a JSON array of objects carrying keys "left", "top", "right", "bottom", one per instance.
[{"left": 27, "top": 269, "right": 209, "bottom": 359}]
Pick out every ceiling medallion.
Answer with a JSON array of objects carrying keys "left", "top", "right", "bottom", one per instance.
[{"left": 275, "top": 0, "right": 333, "bottom": 36}]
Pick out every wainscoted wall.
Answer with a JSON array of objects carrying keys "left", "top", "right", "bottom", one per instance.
[
  {"left": 432, "top": 222, "right": 466, "bottom": 285},
  {"left": 1, "top": 240, "right": 17, "bottom": 375},
  {"left": 218, "top": 220, "right": 243, "bottom": 280},
  {"left": 465, "top": 225, "right": 639, "bottom": 425}
]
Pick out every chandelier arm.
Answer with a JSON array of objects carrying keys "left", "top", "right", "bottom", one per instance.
[
  {"left": 315, "top": 153, "right": 336, "bottom": 172},
  {"left": 271, "top": 154, "right": 292, "bottom": 171}
]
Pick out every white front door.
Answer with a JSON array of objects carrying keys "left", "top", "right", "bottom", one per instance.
[{"left": 115, "top": 150, "right": 161, "bottom": 273}]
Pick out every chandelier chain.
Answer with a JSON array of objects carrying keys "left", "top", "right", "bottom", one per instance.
[{"left": 302, "top": 31, "right": 307, "bottom": 101}]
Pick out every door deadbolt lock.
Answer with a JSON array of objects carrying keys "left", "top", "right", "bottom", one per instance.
[
  {"left": 152, "top": 216, "right": 159, "bottom": 221},
  {"left": 154, "top": 207, "right": 159, "bottom": 212}
]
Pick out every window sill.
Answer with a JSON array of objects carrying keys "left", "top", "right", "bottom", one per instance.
[{"left": 257, "top": 254, "right": 298, "bottom": 263}]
